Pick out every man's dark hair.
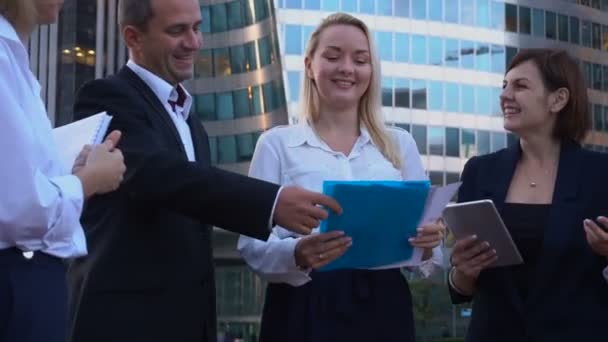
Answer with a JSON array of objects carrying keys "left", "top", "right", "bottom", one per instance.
[{"left": 118, "top": 0, "right": 155, "bottom": 31}]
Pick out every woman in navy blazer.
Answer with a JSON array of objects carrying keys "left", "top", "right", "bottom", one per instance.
[{"left": 448, "top": 49, "right": 608, "bottom": 342}]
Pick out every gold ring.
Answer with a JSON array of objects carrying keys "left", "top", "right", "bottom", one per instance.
[{"left": 318, "top": 253, "right": 325, "bottom": 260}]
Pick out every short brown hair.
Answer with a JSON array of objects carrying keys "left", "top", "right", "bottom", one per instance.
[
  {"left": 507, "top": 49, "right": 590, "bottom": 142},
  {"left": 118, "top": 0, "right": 155, "bottom": 31},
  {"left": 0, "top": 0, "right": 37, "bottom": 36}
]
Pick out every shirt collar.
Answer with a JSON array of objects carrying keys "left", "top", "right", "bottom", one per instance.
[
  {"left": 0, "top": 15, "right": 21, "bottom": 45},
  {"left": 287, "top": 119, "right": 374, "bottom": 150},
  {"left": 126, "top": 60, "right": 192, "bottom": 119}
]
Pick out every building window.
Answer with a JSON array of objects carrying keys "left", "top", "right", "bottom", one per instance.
[
  {"left": 490, "top": 0, "right": 504, "bottom": 30},
  {"left": 460, "top": 84, "right": 475, "bottom": 113},
  {"left": 412, "top": 35, "right": 427, "bottom": 64},
  {"left": 377, "top": 0, "right": 393, "bottom": 16},
  {"left": 412, "top": 0, "right": 427, "bottom": 20},
  {"left": 376, "top": 31, "right": 393, "bottom": 61},
  {"left": 476, "top": 86, "right": 492, "bottom": 115},
  {"left": 476, "top": 43, "right": 490, "bottom": 72},
  {"left": 252, "top": 86, "right": 264, "bottom": 114},
  {"left": 287, "top": 71, "right": 300, "bottom": 102},
  {"left": 558, "top": 14, "right": 569, "bottom": 42},
  {"left": 395, "top": 33, "right": 410, "bottom": 62},
  {"left": 603, "top": 66, "right": 608, "bottom": 91},
  {"left": 304, "top": 0, "right": 320, "bottom": 9},
  {"left": 582, "top": 20, "right": 591, "bottom": 47},
  {"left": 461, "top": 129, "right": 476, "bottom": 158},
  {"left": 213, "top": 48, "right": 232, "bottom": 76},
  {"left": 531, "top": 8, "right": 544, "bottom": 38},
  {"left": 258, "top": 36, "right": 273, "bottom": 67},
  {"left": 545, "top": 11, "right": 557, "bottom": 40},
  {"left": 445, "top": 82, "right": 459, "bottom": 113},
  {"left": 360, "top": 0, "right": 375, "bottom": 14},
  {"left": 476, "top": 0, "right": 491, "bottom": 28},
  {"left": 428, "top": 81, "right": 443, "bottom": 111},
  {"left": 603, "top": 25, "right": 608, "bottom": 51},
  {"left": 593, "top": 23, "right": 602, "bottom": 50},
  {"left": 210, "top": 3, "right": 228, "bottom": 32},
  {"left": 285, "top": 0, "right": 302, "bottom": 8},
  {"left": 593, "top": 64, "right": 602, "bottom": 90},
  {"left": 216, "top": 91, "right": 235, "bottom": 120},
  {"left": 460, "top": 0, "right": 475, "bottom": 26},
  {"left": 342, "top": 0, "right": 357, "bottom": 12},
  {"left": 491, "top": 44, "right": 505, "bottom": 74},
  {"left": 395, "top": 78, "right": 411, "bottom": 108},
  {"left": 201, "top": 6, "right": 211, "bottom": 33},
  {"left": 429, "top": 0, "right": 442, "bottom": 21},
  {"left": 446, "top": 127, "right": 460, "bottom": 157},
  {"left": 208, "top": 136, "right": 218, "bottom": 164},
  {"left": 195, "top": 94, "right": 215, "bottom": 121},
  {"left": 233, "top": 89, "right": 251, "bottom": 118},
  {"left": 412, "top": 79, "right": 427, "bottom": 110},
  {"left": 218, "top": 135, "right": 238, "bottom": 163},
  {"left": 460, "top": 40, "right": 475, "bottom": 69},
  {"left": 506, "top": 46, "right": 518, "bottom": 69},
  {"left": 491, "top": 132, "right": 506, "bottom": 152},
  {"left": 444, "top": 0, "right": 458, "bottom": 23},
  {"left": 429, "top": 171, "right": 444, "bottom": 186},
  {"left": 429, "top": 37, "right": 443, "bottom": 66},
  {"left": 195, "top": 50, "right": 213, "bottom": 78},
  {"left": 237, "top": 133, "right": 255, "bottom": 161},
  {"left": 262, "top": 82, "right": 277, "bottom": 112},
  {"left": 505, "top": 3, "right": 517, "bottom": 32},
  {"left": 519, "top": 6, "right": 531, "bottom": 34},
  {"left": 322, "top": 0, "right": 339, "bottom": 11},
  {"left": 230, "top": 45, "right": 247, "bottom": 74},
  {"left": 395, "top": 123, "right": 410, "bottom": 132},
  {"left": 445, "top": 39, "right": 459, "bottom": 67},
  {"left": 412, "top": 125, "right": 428, "bottom": 155},
  {"left": 478, "top": 131, "right": 490, "bottom": 155},
  {"left": 429, "top": 127, "right": 445, "bottom": 156},
  {"left": 227, "top": 1, "right": 245, "bottom": 30},
  {"left": 570, "top": 17, "right": 580, "bottom": 44},
  {"left": 285, "top": 25, "right": 301, "bottom": 55},
  {"left": 382, "top": 77, "right": 393, "bottom": 107}
]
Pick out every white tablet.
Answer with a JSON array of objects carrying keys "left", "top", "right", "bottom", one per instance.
[{"left": 443, "top": 199, "right": 523, "bottom": 268}]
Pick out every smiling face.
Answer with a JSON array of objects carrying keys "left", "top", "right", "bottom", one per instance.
[
  {"left": 500, "top": 60, "right": 568, "bottom": 139},
  {"left": 305, "top": 24, "right": 372, "bottom": 113},
  {"left": 125, "top": 0, "right": 202, "bottom": 85}
]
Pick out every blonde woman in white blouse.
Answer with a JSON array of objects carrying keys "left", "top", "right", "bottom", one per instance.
[
  {"left": 0, "top": 1, "right": 125, "bottom": 341},
  {"left": 238, "top": 13, "right": 444, "bottom": 342}
]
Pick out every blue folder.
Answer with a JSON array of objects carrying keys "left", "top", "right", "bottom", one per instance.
[{"left": 319, "top": 180, "right": 430, "bottom": 271}]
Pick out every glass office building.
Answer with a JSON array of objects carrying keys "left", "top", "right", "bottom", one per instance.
[{"left": 275, "top": 0, "right": 608, "bottom": 340}]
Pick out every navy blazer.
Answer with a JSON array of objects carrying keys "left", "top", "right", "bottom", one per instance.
[{"left": 450, "top": 141, "right": 608, "bottom": 342}]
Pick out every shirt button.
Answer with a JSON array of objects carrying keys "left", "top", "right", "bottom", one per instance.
[{"left": 22, "top": 251, "right": 34, "bottom": 260}]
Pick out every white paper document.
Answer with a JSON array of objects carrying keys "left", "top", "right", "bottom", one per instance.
[{"left": 52, "top": 112, "right": 112, "bottom": 170}]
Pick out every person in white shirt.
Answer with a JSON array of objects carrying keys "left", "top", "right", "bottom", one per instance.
[
  {"left": 238, "top": 13, "right": 444, "bottom": 342},
  {"left": 0, "top": 1, "right": 125, "bottom": 341}
]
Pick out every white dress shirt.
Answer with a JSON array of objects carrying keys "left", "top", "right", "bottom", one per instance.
[
  {"left": 238, "top": 122, "right": 444, "bottom": 286},
  {"left": 0, "top": 15, "right": 86, "bottom": 258},
  {"left": 126, "top": 60, "right": 196, "bottom": 161}
]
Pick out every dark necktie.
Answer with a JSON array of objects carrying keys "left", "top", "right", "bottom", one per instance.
[{"left": 168, "top": 84, "right": 187, "bottom": 112}]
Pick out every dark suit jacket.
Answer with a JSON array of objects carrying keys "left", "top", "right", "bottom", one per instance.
[
  {"left": 67, "top": 66, "right": 279, "bottom": 342},
  {"left": 449, "top": 141, "right": 608, "bottom": 342}
]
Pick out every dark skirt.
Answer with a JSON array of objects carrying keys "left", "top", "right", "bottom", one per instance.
[{"left": 259, "top": 268, "right": 414, "bottom": 342}]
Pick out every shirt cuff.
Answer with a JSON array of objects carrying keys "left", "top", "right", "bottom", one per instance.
[{"left": 268, "top": 186, "right": 284, "bottom": 230}]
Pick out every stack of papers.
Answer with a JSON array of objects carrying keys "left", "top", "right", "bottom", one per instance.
[
  {"left": 52, "top": 112, "right": 113, "bottom": 170},
  {"left": 319, "top": 180, "right": 461, "bottom": 271}
]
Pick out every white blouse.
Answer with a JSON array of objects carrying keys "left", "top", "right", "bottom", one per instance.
[
  {"left": 237, "top": 122, "right": 443, "bottom": 286},
  {"left": 0, "top": 15, "right": 86, "bottom": 258}
]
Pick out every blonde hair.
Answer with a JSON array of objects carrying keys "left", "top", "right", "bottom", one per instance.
[
  {"left": 300, "top": 12, "right": 401, "bottom": 168},
  {"left": 0, "top": 0, "right": 37, "bottom": 37}
]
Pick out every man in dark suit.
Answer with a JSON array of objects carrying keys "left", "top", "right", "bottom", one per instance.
[{"left": 66, "top": 0, "right": 342, "bottom": 341}]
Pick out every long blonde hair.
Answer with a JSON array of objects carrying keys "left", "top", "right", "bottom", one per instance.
[
  {"left": 0, "top": 0, "right": 37, "bottom": 38},
  {"left": 300, "top": 12, "right": 401, "bottom": 168}
]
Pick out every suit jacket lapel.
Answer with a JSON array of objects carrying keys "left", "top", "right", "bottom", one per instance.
[
  {"left": 526, "top": 141, "right": 581, "bottom": 309},
  {"left": 117, "top": 66, "right": 186, "bottom": 156}
]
